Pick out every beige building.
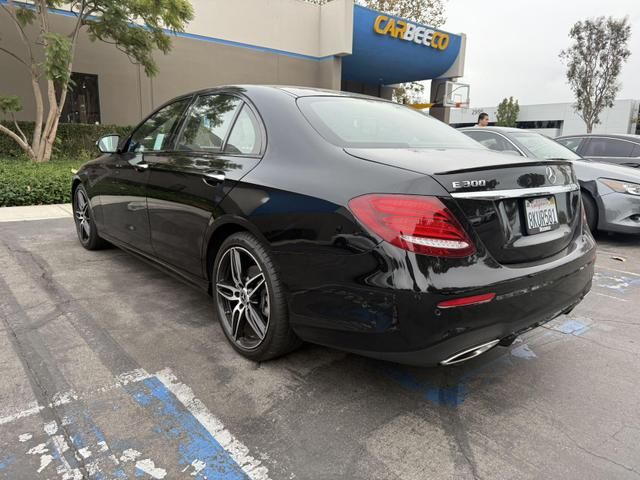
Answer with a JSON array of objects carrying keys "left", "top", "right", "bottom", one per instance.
[{"left": 0, "top": 0, "right": 466, "bottom": 126}]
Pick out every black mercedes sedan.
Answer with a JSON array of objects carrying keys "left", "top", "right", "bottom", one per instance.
[{"left": 72, "top": 86, "right": 596, "bottom": 366}]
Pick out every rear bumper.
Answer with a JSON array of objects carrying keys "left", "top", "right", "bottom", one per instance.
[
  {"left": 598, "top": 192, "right": 640, "bottom": 234},
  {"left": 281, "top": 232, "right": 596, "bottom": 366},
  {"left": 343, "top": 276, "right": 590, "bottom": 366}
]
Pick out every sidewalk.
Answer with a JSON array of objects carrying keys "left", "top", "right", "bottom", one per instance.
[{"left": 0, "top": 203, "right": 73, "bottom": 222}]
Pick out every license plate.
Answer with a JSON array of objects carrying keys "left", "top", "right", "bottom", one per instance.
[{"left": 524, "top": 196, "right": 559, "bottom": 234}]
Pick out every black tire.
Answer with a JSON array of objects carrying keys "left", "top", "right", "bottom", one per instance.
[
  {"left": 73, "top": 184, "right": 109, "bottom": 250},
  {"left": 212, "top": 232, "right": 301, "bottom": 361},
  {"left": 581, "top": 191, "right": 598, "bottom": 233}
]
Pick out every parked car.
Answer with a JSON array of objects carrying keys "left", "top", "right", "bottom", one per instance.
[
  {"left": 460, "top": 126, "right": 640, "bottom": 234},
  {"left": 556, "top": 133, "right": 640, "bottom": 169},
  {"left": 72, "top": 86, "right": 595, "bottom": 366}
]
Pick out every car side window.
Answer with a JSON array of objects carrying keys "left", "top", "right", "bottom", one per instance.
[
  {"left": 463, "top": 131, "right": 498, "bottom": 149},
  {"left": 463, "top": 131, "right": 522, "bottom": 155},
  {"left": 178, "top": 94, "right": 242, "bottom": 152},
  {"left": 224, "top": 105, "right": 261, "bottom": 155},
  {"left": 128, "top": 99, "right": 189, "bottom": 153},
  {"left": 556, "top": 137, "right": 582, "bottom": 153},
  {"left": 583, "top": 138, "right": 636, "bottom": 157}
]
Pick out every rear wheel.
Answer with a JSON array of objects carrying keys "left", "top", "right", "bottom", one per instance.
[
  {"left": 213, "top": 232, "right": 300, "bottom": 361},
  {"left": 581, "top": 191, "right": 598, "bottom": 233},
  {"left": 73, "top": 185, "right": 108, "bottom": 250}
]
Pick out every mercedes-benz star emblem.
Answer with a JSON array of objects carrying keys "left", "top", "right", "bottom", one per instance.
[{"left": 546, "top": 166, "right": 557, "bottom": 185}]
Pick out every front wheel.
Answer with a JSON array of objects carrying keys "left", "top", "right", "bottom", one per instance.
[
  {"left": 213, "top": 232, "right": 300, "bottom": 362},
  {"left": 73, "top": 184, "right": 109, "bottom": 250}
]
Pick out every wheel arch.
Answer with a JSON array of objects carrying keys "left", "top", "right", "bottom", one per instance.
[
  {"left": 579, "top": 185, "right": 599, "bottom": 230},
  {"left": 71, "top": 175, "right": 82, "bottom": 197},
  {"left": 203, "top": 216, "right": 271, "bottom": 292}
]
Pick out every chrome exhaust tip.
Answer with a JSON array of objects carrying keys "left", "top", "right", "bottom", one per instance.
[{"left": 440, "top": 339, "right": 501, "bottom": 366}]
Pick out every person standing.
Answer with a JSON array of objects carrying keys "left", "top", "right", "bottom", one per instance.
[{"left": 476, "top": 112, "right": 489, "bottom": 127}]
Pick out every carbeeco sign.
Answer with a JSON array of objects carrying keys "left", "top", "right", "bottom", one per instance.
[{"left": 373, "top": 15, "right": 449, "bottom": 50}]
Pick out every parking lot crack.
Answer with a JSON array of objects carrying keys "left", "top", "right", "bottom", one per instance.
[{"left": 561, "top": 429, "right": 640, "bottom": 477}]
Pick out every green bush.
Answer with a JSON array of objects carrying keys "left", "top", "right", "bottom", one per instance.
[
  {"left": 0, "top": 121, "right": 132, "bottom": 160},
  {"left": 0, "top": 157, "right": 84, "bottom": 207}
]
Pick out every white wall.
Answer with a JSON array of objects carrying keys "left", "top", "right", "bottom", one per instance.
[
  {"left": 186, "top": 0, "right": 353, "bottom": 58},
  {"left": 450, "top": 99, "right": 640, "bottom": 135}
]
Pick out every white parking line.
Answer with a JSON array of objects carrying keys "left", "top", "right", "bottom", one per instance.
[
  {"left": 0, "top": 368, "right": 274, "bottom": 480},
  {"left": 0, "top": 369, "right": 152, "bottom": 426},
  {"left": 593, "top": 292, "right": 628, "bottom": 302}
]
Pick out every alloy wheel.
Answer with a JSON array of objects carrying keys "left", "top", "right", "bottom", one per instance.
[
  {"left": 75, "top": 188, "right": 91, "bottom": 242},
  {"left": 215, "top": 246, "right": 270, "bottom": 350}
]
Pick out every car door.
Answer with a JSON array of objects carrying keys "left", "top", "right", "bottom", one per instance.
[
  {"left": 580, "top": 137, "right": 640, "bottom": 168},
  {"left": 100, "top": 98, "right": 191, "bottom": 252},
  {"left": 145, "top": 93, "right": 265, "bottom": 277}
]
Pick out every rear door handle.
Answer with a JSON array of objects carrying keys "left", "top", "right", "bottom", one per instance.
[{"left": 203, "top": 171, "right": 225, "bottom": 186}]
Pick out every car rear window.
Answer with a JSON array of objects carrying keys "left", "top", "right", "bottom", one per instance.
[
  {"left": 511, "top": 132, "right": 581, "bottom": 160},
  {"left": 297, "top": 96, "right": 484, "bottom": 149}
]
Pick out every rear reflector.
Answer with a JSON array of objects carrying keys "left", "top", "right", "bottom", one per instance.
[
  {"left": 437, "top": 293, "right": 496, "bottom": 309},
  {"left": 348, "top": 194, "right": 476, "bottom": 257}
]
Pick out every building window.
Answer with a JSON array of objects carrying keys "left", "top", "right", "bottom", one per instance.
[
  {"left": 515, "top": 120, "right": 563, "bottom": 129},
  {"left": 60, "top": 73, "right": 101, "bottom": 124},
  {"left": 450, "top": 120, "right": 563, "bottom": 129}
]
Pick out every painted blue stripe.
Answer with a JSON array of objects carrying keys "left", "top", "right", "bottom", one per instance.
[
  {"left": 0, "top": 454, "right": 15, "bottom": 471},
  {"left": 126, "top": 377, "right": 249, "bottom": 480},
  {"left": 379, "top": 364, "right": 470, "bottom": 407},
  {"left": 380, "top": 349, "right": 532, "bottom": 407},
  {"left": 556, "top": 319, "right": 590, "bottom": 336},
  {"left": 1, "top": 0, "right": 335, "bottom": 62},
  {"left": 60, "top": 413, "right": 128, "bottom": 479}
]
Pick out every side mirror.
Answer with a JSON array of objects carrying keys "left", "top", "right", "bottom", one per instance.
[{"left": 96, "top": 135, "right": 120, "bottom": 154}]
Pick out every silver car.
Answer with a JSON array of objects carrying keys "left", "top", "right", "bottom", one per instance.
[
  {"left": 460, "top": 127, "right": 640, "bottom": 234},
  {"left": 556, "top": 133, "right": 640, "bottom": 169}
]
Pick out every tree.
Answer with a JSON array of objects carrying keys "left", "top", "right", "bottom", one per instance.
[
  {"left": 358, "top": 0, "right": 447, "bottom": 104},
  {"left": 358, "top": 0, "right": 446, "bottom": 27},
  {"left": 0, "top": 0, "right": 194, "bottom": 162},
  {"left": 496, "top": 97, "right": 519, "bottom": 127},
  {"left": 559, "top": 16, "right": 631, "bottom": 133}
]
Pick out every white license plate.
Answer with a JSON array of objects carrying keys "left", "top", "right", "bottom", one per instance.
[{"left": 524, "top": 196, "right": 559, "bottom": 234}]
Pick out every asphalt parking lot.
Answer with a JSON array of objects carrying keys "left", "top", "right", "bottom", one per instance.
[{"left": 1, "top": 217, "right": 639, "bottom": 480}]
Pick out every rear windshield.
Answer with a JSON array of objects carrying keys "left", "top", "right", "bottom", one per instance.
[
  {"left": 511, "top": 132, "right": 581, "bottom": 160},
  {"left": 298, "top": 96, "right": 484, "bottom": 149}
]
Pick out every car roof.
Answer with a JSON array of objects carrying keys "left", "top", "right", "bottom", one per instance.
[
  {"left": 172, "top": 84, "right": 391, "bottom": 102},
  {"left": 556, "top": 133, "right": 640, "bottom": 142},
  {"left": 459, "top": 126, "right": 524, "bottom": 133}
]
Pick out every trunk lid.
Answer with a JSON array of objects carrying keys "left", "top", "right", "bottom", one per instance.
[{"left": 344, "top": 148, "right": 582, "bottom": 264}]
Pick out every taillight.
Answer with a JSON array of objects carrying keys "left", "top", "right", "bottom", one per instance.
[{"left": 348, "top": 194, "right": 476, "bottom": 257}]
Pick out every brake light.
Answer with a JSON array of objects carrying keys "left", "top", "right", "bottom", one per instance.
[
  {"left": 348, "top": 194, "right": 476, "bottom": 257},
  {"left": 437, "top": 293, "right": 496, "bottom": 309}
]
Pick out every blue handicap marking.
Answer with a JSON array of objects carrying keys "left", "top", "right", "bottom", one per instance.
[
  {"left": 0, "top": 454, "right": 15, "bottom": 471},
  {"left": 510, "top": 343, "right": 537, "bottom": 359},
  {"left": 555, "top": 319, "right": 590, "bottom": 335},
  {"left": 125, "top": 377, "right": 249, "bottom": 480},
  {"left": 593, "top": 272, "right": 640, "bottom": 294},
  {"left": 380, "top": 342, "right": 539, "bottom": 407},
  {"left": 1, "top": 370, "right": 267, "bottom": 479}
]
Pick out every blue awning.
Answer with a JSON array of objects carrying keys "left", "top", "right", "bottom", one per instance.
[{"left": 342, "top": 5, "right": 463, "bottom": 85}]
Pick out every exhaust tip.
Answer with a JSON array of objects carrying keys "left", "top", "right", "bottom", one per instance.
[{"left": 440, "top": 339, "right": 500, "bottom": 366}]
